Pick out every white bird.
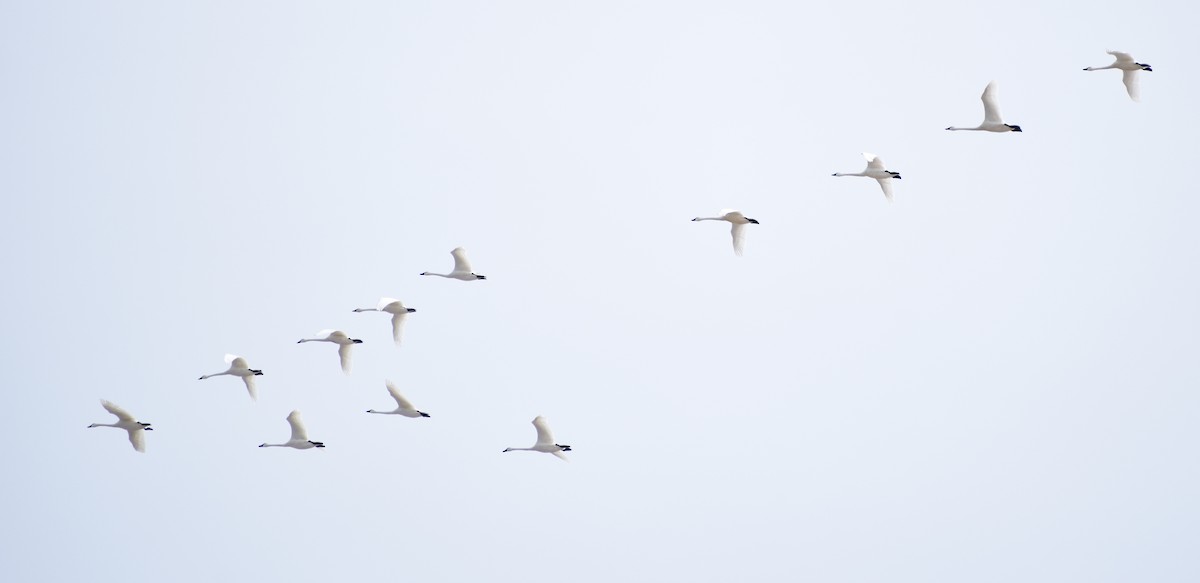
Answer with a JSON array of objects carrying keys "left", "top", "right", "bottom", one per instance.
[
  {"left": 353, "top": 298, "right": 416, "bottom": 346},
  {"left": 366, "top": 380, "right": 430, "bottom": 418},
  {"left": 502, "top": 416, "right": 572, "bottom": 461},
  {"left": 198, "top": 353, "right": 263, "bottom": 401},
  {"left": 88, "top": 400, "right": 153, "bottom": 452},
  {"left": 297, "top": 329, "right": 363, "bottom": 375},
  {"left": 946, "top": 81, "right": 1023, "bottom": 132},
  {"left": 420, "top": 247, "right": 486, "bottom": 281},
  {"left": 1084, "top": 50, "right": 1153, "bottom": 101},
  {"left": 259, "top": 410, "right": 325, "bottom": 449},
  {"left": 691, "top": 209, "right": 760, "bottom": 256},
  {"left": 833, "top": 152, "right": 902, "bottom": 202}
]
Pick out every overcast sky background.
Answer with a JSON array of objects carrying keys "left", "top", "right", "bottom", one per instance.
[{"left": 2, "top": 1, "right": 1198, "bottom": 581}]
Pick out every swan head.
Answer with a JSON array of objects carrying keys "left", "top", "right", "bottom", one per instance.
[
  {"left": 258, "top": 443, "right": 267, "bottom": 448},
  {"left": 352, "top": 339, "right": 364, "bottom": 344},
  {"left": 691, "top": 217, "right": 700, "bottom": 221},
  {"left": 87, "top": 423, "right": 98, "bottom": 428},
  {"left": 502, "top": 448, "right": 512, "bottom": 452},
  {"left": 251, "top": 369, "right": 264, "bottom": 375},
  {"left": 419, "top": 272, "right": 429, "bottom": 276},
  {"left": 1139, "top": 63, "right": 1153, "bottom": 71},
  {"left": 1006, "top": 124, "right": 1023, "bottom": 132},
  {"left": 747, "top": 218, "right": 760, "bottom": 224}
]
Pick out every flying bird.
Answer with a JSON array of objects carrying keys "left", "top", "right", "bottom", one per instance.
[
  {"left": 1084, "top": 50, "right": 1153, "bottom": 101},
  {"left": 297, "top": 330, "right": 363, "bottom": 375},
  {"left": 420, "top": 247, "right": 486, "bottom": 281},
  {"left": 502, "top": 416, "right": 572, "bottom": 462},
  {"left": 352, "top": 298, "right": 416, "bottom": 346},
  {"left": 88, "top": 400, "right": 153, "bottom": 452},
  {"left": 259, "top": 410, "right": 325, "bottom": 449},
  {"left": 946, "top": 81, "right": 1023, "bottom": 132},
  {"left": 366, "top": 380, "right": 430, "bottom": 418},
  {"left": 198, "top": 353, "right": 263, "bottom": 401},
  {"left": 833, "top": 152, "right": 902, "bottom": 202},
  {"left": 692, "top": 210, "right": 760, "bottom": 256}
]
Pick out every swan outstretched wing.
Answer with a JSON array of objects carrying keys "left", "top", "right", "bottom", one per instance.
[
  {"left": 338, "top": 343, "right": 354, "bottom": 374},
  {"left": 377, "top": 297, "right": 401, "bottom": 311},
  {"left": 863, "top": 152, "right": 884, "bottom": 170},
  {"left": 981, "top": 81, "right": 1003, "bottom": 123},
  {"left": 1108, "top": 50, "right": 1134, "bottom": 64},
  {"left": 451, "top": 247, "right": 473, "bottom": 273},
  {"left": 315, "top": 329, "right": 336, "bottom": 339},
  {"left": 385, "top": 380, "right": 416, "bottom": 410},
  {"left": 1121, "top": 70, "right": 1140, "bottom": 102},
  {"left": 532, "top": 416, "right": 556, "bottom": 446},
  {"left": 128, "top": 428, "right": 146, "bottom": 453},
  {"left": 243, "top": 375, "right": 258, "bottom": 401},
  {"left": 552, "top": 450, "right": 570, "bottom": 462},
  {"left": 286, "top": 410, "right": 309, "bottom": 441},
  {"left": 731, "top": 222, "right": 747, "bottom": 256},
  {"left": 390, "top": 313, "right": 407, "bottom": 345},
  {"left": 101, "top": 400, "right": 136, "bottom": 422},
  {"left": 876, "top": 178, "right": 895, "bottom": 203},
  {"left": 227, "top": 355, "right": 249, "bottom": 369}
]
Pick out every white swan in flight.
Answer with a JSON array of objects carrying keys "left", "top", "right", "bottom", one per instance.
[
  {"left": 297, "top": 329, "right": 363, "bottom": 375},
  {"left": 88, "top": 400, "right": 153, "bottom": 452},
  {"left": 946, "top": 81, "right": 1023, "bottom": 132},
  {"left": 198, "top": 353, "right": 263, "bottom": 401},
  {"left": 1084, "top": 50, "right": 1152, "bottom": 101},
  {"left": 833, "top": 152, "right": 902, "bottom": 202},
  {"left": 353, "top": 298, "right": 416, "bottom": 346},
  {"left": 692, "top": 209, "right": 760, "bottom": 256},
  {"left": 420, "top": 247, "right": 486, "bottom": 280},
  {"left": 503, "top": 416, "right": 571, "bottom": 461},
  {"left": 366, "top": 380, "right": 430, "bottom": 418},
  {"left": 259, "top": 410, "right": 325, "bottom": 449}
]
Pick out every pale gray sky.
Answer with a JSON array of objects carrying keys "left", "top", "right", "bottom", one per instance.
[{"left": 2, "top": 1, "right": 1198, "bottom": 582}]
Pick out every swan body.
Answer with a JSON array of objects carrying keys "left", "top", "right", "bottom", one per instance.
[
  {"left": 353, "top": 297, "right": 416, "bottom": 346},
  {"left": 692, "top": 209, "right": 760, "bottom": 256},
  {"left": 259, "top": 410, "right": 324, "bottom": 449},
  {"left": 297, "top": 329, "right": 363, "bottom": 374},
  {"left": 1084, "top": 50, "right": 1152, "bottom": 101},
  {"left": 833, "top": 152, "right": 902, "bottom": 202},
  {"left": 198, "top": 353, "right": 263, "bottom": 401},
  {"left": 88, "top": 400, "right": 153, "bottom": 452},
  {"left": 946, "top": 81, "right": 1023, "bottom": 132},
  {"left": 420, "top": 247, "right": 486, "bottom": 280},
  {"left": 503, "top": 416, "right": 571, "bottom": 461},
  {"left": 366, "top": 380, "right": 430, "bottom": 418}
]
